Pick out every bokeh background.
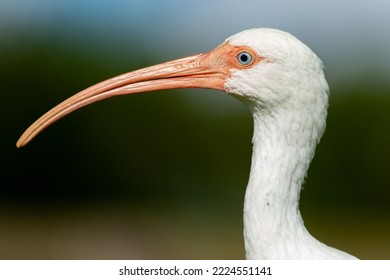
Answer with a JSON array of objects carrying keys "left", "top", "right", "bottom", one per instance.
[{"left": 1, "top": 0, "right": 390, "bottom": 259}]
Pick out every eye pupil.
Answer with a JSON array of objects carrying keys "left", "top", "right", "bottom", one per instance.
[
  {"left": 238, "top": 52, "right": 252, "bottom": 65},
  {"left": 241, "top": 54, "right": 249, "bottom": 62}
]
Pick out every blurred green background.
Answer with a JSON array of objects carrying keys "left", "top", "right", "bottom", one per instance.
[{"left": 1, "top": 1, "right": 389, "bottom": 259}]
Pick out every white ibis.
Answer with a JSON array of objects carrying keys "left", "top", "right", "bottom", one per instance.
[{"left": 17, "top": 28, "right": 357, "bottom": 259}]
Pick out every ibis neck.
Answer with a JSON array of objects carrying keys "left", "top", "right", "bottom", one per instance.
[{"left": 243, "top": 104, "right": 321, "bottom": 259}]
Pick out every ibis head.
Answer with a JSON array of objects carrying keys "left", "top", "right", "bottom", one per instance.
[{"left": 17, "top": 28, "right": 326, "bottom": 148}]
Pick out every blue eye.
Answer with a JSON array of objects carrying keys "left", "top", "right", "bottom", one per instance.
[{"left": 237, "top": 51, "right": 253, "bottom": 65}]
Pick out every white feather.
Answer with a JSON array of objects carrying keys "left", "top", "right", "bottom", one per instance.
[{"left": 225, "top": 28, "right": 357, "bottom": 259}]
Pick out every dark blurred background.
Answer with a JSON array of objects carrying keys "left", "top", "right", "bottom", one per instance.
[{"left": 1, "top": 1, "right": 389, "bottom": 259}]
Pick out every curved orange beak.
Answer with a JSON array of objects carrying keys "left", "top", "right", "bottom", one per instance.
[{"left": 16, "top": 43, "right": 258, "bottom": 148}]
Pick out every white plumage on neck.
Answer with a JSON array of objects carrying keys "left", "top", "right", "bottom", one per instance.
[{"left": 244, "top": 106, "right": 355, "bottom": 259}]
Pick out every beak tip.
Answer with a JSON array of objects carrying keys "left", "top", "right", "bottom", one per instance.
[{"left": 16, "top": 137, "right": 26, "bottom": 148}]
